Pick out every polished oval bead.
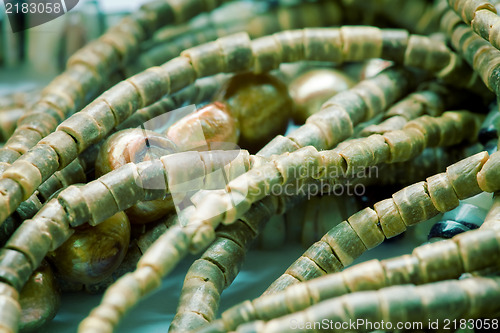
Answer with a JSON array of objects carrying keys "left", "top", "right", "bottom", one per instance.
[
  {"left": 218, "top": 73, "right": 292, "bottom": 152},
  {"left": 288, "top": 68, "right": 355, "bottom": 123},
  {"left": 47, "top": 212, "right": 130, "bottom": 285},
  {"left": 95, "top": 129, "right": 177, "bottom": 224},
  {"left": 166, "top": 101, "right": 239, "bottom": 151},
  {"left": 19, "top": 260, "right": 60, "bottom": 332},
  {"left": 95, "top": 128, "right": 178, "bottom": 176}
]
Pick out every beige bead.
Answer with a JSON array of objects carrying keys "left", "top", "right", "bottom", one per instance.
[
  {"left": 0, "top": 249, "right": 33, "bottom": 290},
  {"left": 18, "top": 144, "right": 59, "bottom": 182},
  {"left": 286, "top": 124, "right": 329, "bottom": 151},
  {"left": 0, "top": 293, "right": 21, "bottom": 333},
  {"left": 446, "top": 151, "right": 489, "bottom": 199},
  {"left": 176, "top": 277, "right": 220, "bottom": 322},
  {"left": 306, "top": 105, "right": 354, "bottom": 148},
  {"left": 17, "top": 114, "right": 57, "bottom": 139},
  {"left": 462, "top": 0, "right": 496, "bottom": 25},
  {"left": 138, "top": 225, "right": 190, "bottom": 277},
  {"left": 160, "top": 57, "right": 197, "bottom": 93},
  {"left": 322, "top": 90, "right": 369, "bottom": 125},
  {"left": 78, "top": 181, "right": 119, "bottom": 226},
  {"left": 340, "top": 135, "right": 389, "bottom": 173},
  {"left": 5, "top": 219, "right": 52, "bottom": 268},
  {"left": 39, "top": 131, "right": 79, "bottom": 170},
  {"left": 273, "top": 30, "right": 305, "bottom": 63},
  {"left": 379, "top": 285, "right": 423, "bottom": 324},
  {"left": 321, "top": 221, "right": 366, "bottom": 266},
  {"left": 181, "top": 42, "right": 225, "bottom": 77},
  {"left": 274, "top": 146, "right": 320, "bottom": 184},
  {"left": 201, "top": 238, "right": 245, "bottom": 287},
  {"left": 341, "top": 26, "right": 383, "bottom": 61},
  {"left": 216, "top": 32, "right": 253, "bottom": 73},
  {"left": 98, "top": 164, "right": 145, "bottom": 212},
  {"left": 453, "top": 228, "right": 500, "bottom": 272},
  {"left": 374, "top": 198, "right": 406, "bottom": 238},
  {"left": 126, "top": 66, "right": 171, "bottom": 106},
  {"left": 392, "top": 181, "right": 439, "bottom": 226},
  {"left": 285, "top": 256, "right": 326, "bottom": 283},
  {"left": 101, "top": 81, "right": 143, "bottom": 124},
  {"left": 78, "top": 313, "right": 114, "bottom": 333},
  {"left": 383, "top": 128, "right": 425, "bottom": 163},
  {"left": 162, "top": 151, "right": 205, "bottom": 196},
  {"left": 264, "top": 274, "right": 300, "bottom": 295},
  {"left": 36, "top": 199, "right": 73, "bottom": 250},
  {"left": 482, "top": 195, "right": 500, "bottom": 229},
  {"left": 303, "top": 241, "right": 343, "bottom": 274},
  {"left": 284, "top": 283, "right": 314, "bottom": 314},
  {"left": 404, "top": 35, "right": 452, "bottom": 73},
  {"left": 415, "top": 280, "right": 468, "bottom": 321},
  {"left": 0, "top": 179, "right": 24, "bottom": 218},
  {"left": 413, "top": 240, "right": 463, "bottom": 283},
  {"left": 57, "top": 113, "right": 102, "bottom": 153},
  {"left": 343, "top": 259, "right": 387, "bottom": 292},
  {"left": 460, "top": 277, "right": 500, "bottom": 318},
  {"left": 488, "top": 20, "right": 500, "bottom": 52},
  {"left": 477, "top": 151, "right": 500, "bottom": 192},
  {"left": 404, "top": 115, "right": 441, "bottom": 147},
  {"left": 2, "top": 160, "right": 42, "bottom": 201},
  {"left": 304, "top": 28, "right": 343, "bottom": 62},
  {"left": 347, "top": 208, "right": 384, "bottom": 249},
  {"left": 426, "top": 173, "right": 460, "bottom": 212},
  {"left": 307, "top": 272, "right": 348, "bottom": 302},
  {"left": 353, "top": 81, "right": 386, "bottom": 120},
  {"left": 343, "top": 292, "right": 382, "bottom": 323},
  {"left": 251, "top": 36, "right": 282, "bottom": 73},
  {"left": 361, "top": 116, "right": 408, "bottom": 136},
  {"left": 88, "top": 304, "right": 121, "bottom": 329},
  {"left": 380, "top": 29, "right": 409, "bottom": 63},
  {"left": 382, "top": 254, "right": 422, "bottom": 286}
]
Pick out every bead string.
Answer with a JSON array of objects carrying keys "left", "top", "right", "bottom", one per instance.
[{"left": 206, "top": 226, "right": 500, "bottom": 331}]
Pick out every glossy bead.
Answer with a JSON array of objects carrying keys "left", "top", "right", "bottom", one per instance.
[
  {"left": 19, "top": 260, "right": 60, "bottom": 332},
  {"left": 218, "top": 73, "right": 292, "bottom": 152},
  {"left": 96, "top": 129, "right": 177, "bottom": 224},
  {"left": 95, "top": 128, "right": 178, "bottom": 176},
  {"left": 166, "top": 101, "right": 239, "bottom": 151},
  {"left": 428, "top": 203, "right": 486, "bottom": 241},
  {"left": 428, "top": 220, "right": 479, "bottom": 240},
  {"left": 47, "top": 212, "right": 131, "bottom": 285},
  {"left": 288, "top": 68, "right": 355, "bottom": 123}
]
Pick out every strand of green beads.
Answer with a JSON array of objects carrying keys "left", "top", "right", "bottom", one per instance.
[
  {"left": 360, "top": 81, "right": 479, "bottom": 136},
  {"left": 0, "top": 25, "right": 487, "bottom": 331},
  {"left": 128, "top": 0, "right": 343, "bottom": 76},
  {"left": 203, "top": 226, "right": 500, "bottom": 331},
  {"left": 235, "top": 276, "right": 500, "bottom": 332},
  {"left": 0, "top": 74, "right": 226, "bottom": 246},
  {"left": 0, "top": 0, "right": 232, "bottom": 175},
  {"left": 0, "top": 26, "right": 483, "bottom": 225}
]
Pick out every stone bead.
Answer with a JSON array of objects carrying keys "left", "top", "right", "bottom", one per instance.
[
  {"left": 218, "top": 73, "right": 292, "bottom": 152},
  {"left": 19, "top": 261, "right": 60, "bottom": 332},
  {"left": 47, "top": 212, "right": 130, "bottom": 285},
  {"left": 288, "top": 68, "right": 355, "bottom": 123}
]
